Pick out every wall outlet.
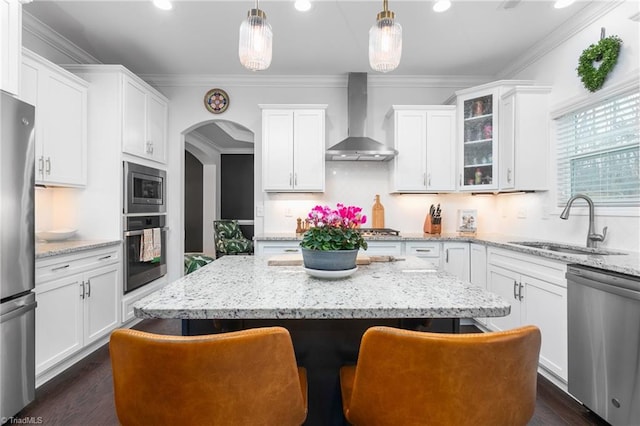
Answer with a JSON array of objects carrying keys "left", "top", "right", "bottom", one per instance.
[
  {"left": 256, "top": 205, "right": 264, "bottom": 217},
  {"left": 285, "top": 208, "right": 293, "bottom": 217},
  {"left": 517, "top": 208, "right": 527, "bottom": 219}
]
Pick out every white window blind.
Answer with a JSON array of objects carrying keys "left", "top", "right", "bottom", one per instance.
[{"left": 556, "top": 90, "right": 639, "bottom": 206}]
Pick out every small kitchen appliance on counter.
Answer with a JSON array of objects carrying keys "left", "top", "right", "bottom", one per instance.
[{"left": 0, "top": 91, "right": 37, "bottom": 419}]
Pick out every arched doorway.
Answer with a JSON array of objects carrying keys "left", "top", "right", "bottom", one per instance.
[{"left": 183, "top": 119, "right": 254, "bottom": 257}]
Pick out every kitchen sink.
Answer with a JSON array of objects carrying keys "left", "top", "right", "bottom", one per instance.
[{"left": 509, "top": 241, "right": 627, "bottom": 256}]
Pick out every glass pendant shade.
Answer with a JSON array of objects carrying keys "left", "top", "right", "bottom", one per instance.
[
  {"left": 238, "top": 7, "right": 273, "bottom": 71},
  {"left": 369, "top": 3, "right": 402, "bottom": 73}
]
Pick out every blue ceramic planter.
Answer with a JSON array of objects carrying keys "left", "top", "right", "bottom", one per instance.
[{"left": 301, "top": 248, "right": 358, "bottom": 271}]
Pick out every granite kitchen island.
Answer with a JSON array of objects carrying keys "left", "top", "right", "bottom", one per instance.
[
  {"left": 134, "top": 255, "right": 510, "bottom": 321},
  {"left": 134, "top": 255, "right": 510, "bottom": 425}
]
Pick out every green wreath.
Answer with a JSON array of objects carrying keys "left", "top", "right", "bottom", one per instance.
[{"left": 577, "top": 35, "right": 622, "bottom": 92}]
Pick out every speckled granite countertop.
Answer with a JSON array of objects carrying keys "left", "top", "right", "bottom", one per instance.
[
  {"left": 134, "top": 255, "right": 511, "bottom": 320},
  {"left": 36, "top": 239, "right": 121, "bottom": 259},
  {"left": 255, "top": 233, "right": 640, "bottom": 277}
]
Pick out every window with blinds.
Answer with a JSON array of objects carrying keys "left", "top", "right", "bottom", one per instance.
[{"left": 556, "top": 90, "right": 639, "bottom": 206}]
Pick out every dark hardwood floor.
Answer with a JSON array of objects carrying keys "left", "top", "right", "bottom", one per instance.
[{"left": 13, "top": 319, "right": 609, "bottom": 426}]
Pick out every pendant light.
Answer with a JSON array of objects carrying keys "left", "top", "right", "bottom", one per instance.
[
  {"left": 369, "top": 0, "right": 402, "bottom": 73},
  {"left": 238, "top": 0, "right": 273, "bottom": 71}
]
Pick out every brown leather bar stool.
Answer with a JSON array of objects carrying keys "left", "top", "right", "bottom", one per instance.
[
  {"left": 110, "top": 326, "right": 307, "bottom": 426},
  {"left": 340, "top": 325, "right": 541, "bottom": 426}
]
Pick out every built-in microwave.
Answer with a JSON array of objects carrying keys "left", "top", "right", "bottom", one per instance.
[{"left": 124, "top": 161, "right": 166, "bottom": 214}]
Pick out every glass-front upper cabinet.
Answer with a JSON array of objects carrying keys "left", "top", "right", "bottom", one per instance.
[
  {"left": 458, "top": 89, "right": 498, "bottom": 190},
  {"left": 463, "top": 95, "right": 495, "bottom": 187},
  {"left": 455, "top": 80, "right": 536, "bottom": 192}
]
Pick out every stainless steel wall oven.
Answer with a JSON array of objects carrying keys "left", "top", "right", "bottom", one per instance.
[
  {"left": 123, "top": 215, "right": 167, "bottom": 293},
  {"left": 124, "top": 161, "right": 166, "bottom": 214}
]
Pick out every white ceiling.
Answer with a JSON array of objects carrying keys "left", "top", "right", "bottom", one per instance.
[{"left": 24, "top": 0, "right": 600, "bottom": 78}]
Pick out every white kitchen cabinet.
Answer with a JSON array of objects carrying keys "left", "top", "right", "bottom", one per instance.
[
  {"left": 498, "top": 86, "right": 551, "bottom": 191},
  {"left": 469, "top": 243, "right": 487, "bottom": 325},
  {"left": 455, "top": 80, "right": 534, "bottom": 191},
  {"left": 35, "top": 246, "right": 121, "bottom": 382},
  {"left": 34, "top": 272, "right": 84, "bottom": 376},
  {"left": 261, "top": 105, "right": 327, "bottom": 192},
  {"left": 388, "top": 106, "right": 456, "bottom": 192},
  {"left": 441, "top": 242, "right": 470, "bottom": 282},
  {"left": 0, "top": 0, "right": 21, "bottom": 95},
  {"left": 486, "top": 247, "right": 568, "bottom": 382},
  {"left": 62, "top": 65, "right": 169, "bottom": 239},
  {"left": 21, "top": 49, "right": 88, "bottom": 187},
  {"left": 122, "top": 75, "right": 167, "bottom": 163}
]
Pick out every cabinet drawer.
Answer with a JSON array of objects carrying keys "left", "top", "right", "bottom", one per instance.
[
  {"left": 36, "top": 246, "right": 120, "bottom": 284},
  {"left": 404, "top": 242, "right": 440, "bottom": 258},
  {"left": 256, "top": 241, "right": 301, "bottom": 255},
  {"left": 363, "top": 241, "right": 403, "bottom": 256},
  {"left": 487, "top": 247, "right": 566, "bottom": 287}
]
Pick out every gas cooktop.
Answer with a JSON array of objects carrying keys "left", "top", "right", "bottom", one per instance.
[{"left": 358, "top": 228, "right": 400, "bottom": 236}]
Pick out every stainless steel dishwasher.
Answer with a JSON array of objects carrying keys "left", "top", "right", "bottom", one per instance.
[{"left": 567, "top": 265, "right": 640, "bottom": 426}]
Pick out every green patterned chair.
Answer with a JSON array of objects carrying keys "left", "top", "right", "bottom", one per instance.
[
  {"left": 184, "top": 253, "right": 215, "bottom": 275},
  {"left": 214, "top": 220, "right": 253, "bottom": 257}
]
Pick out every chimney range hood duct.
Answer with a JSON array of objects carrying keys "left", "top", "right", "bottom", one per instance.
[{"left": 326, "top": 73, "right": 397, "bottom": 161}]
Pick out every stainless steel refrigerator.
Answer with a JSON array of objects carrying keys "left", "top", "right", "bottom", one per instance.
[{"left": 0, "top": 90, "right": 37, "bottom": 419}]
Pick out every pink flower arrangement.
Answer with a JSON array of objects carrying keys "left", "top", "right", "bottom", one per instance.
[
  {"left": 307, "top": 203, "right": 367, "bottom": 229},
  {"left": 301, "top": 204, "right": 368, "bottom": 251}
]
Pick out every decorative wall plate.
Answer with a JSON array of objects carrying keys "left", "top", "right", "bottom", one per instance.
[{"left": 204, "top": 88, "right": 229, "bottom": 114}]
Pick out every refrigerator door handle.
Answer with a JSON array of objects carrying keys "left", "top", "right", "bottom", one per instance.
[{"left": 0, "top": 301, "right": 37, "bottom": 323}]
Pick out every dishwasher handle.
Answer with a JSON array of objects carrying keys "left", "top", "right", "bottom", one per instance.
[{"left": 567, "top": 272, "right": 640, "bottom": 301}]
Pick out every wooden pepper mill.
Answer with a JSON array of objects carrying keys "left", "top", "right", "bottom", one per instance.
[{"left": 372, "top": 194, "right": 385, "bottom": 228}]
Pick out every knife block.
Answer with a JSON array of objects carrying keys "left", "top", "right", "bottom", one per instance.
[{"left": 423, "top": 214, "right": 441, "bottom": 234}]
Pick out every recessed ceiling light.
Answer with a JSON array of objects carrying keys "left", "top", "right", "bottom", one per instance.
[
  {"left": 433, "top": 0, "right": 451, "bottom": 13},
  {"left": 554, "top": 0, "right": 575, "bottom": 9},
  {"left": 294, "top": 0, "right": 312, "bottom": 12},
  {"left": 153, "top": 0, "right": 173, "bottom": 11}
]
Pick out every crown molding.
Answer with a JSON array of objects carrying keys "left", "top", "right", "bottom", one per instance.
[
  {"left": 140, "top": 73, "right": 492, "bottom": 89},
  {"left": 22, "top": 11, "right": 101, "bottom": 65},
  {"left": 497, "top": 0, "right": 625, "bottom": 79}
]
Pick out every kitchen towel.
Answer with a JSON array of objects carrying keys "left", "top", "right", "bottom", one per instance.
[
  {"left": 140, "top": 229, "right": 154, "bottom": 262},
  {"left": 152, "top": 227, "right": 162, "bottom": 262}
]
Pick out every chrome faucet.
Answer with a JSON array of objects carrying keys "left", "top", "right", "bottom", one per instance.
[{"left": 560, "top": 194, "right": 607, "bottom": 248}]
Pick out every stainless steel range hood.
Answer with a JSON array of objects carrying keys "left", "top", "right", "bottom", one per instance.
[{"left": 326, "top": 73, "right": 397, "bottom": 161}]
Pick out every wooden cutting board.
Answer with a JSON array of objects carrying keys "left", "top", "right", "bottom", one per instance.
[{"left": 268, "top": 253, "right": 371, "bottom": 266}]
